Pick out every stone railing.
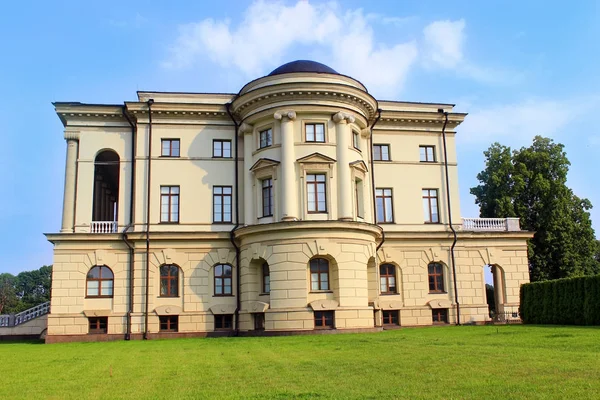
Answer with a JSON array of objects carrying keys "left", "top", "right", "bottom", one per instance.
[
  {"left": 90, "top": 221, "right": 118, "bottom": 233},
  {"left": 461, "top": 217, "right": 521, "bottom": 232},
  {"left": 1, "top": 302, "right": 51, "bottom": 327}
]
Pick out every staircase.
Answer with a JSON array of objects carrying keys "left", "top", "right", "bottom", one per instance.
[{"left": 0, "top": 302, "right": 50, "bottom": 328}]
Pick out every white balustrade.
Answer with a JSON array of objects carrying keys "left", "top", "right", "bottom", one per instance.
[
  {"left": 90, "top": 221, "right": 117, "bottom": 233},
  {"left": 461, "top": 217, "right": 521, "bottom": 232},
  {"left": 3, "top": 302, "right": 50, "bottom": 327}
]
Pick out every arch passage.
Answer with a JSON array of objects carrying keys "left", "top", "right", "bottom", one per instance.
[{"left": 92, "top": 150, "right": 120, "bottom": 229}]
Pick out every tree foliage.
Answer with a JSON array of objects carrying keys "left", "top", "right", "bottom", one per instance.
[
  {"left": 471, "top": 136, "right": 599, "bottom": 281},
  {"left": 0, "top": 265, "right": 52, "bottom": 314}
]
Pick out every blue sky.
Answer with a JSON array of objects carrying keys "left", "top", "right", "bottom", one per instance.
[{"left": 1, "top": 0, "right": 598, "bottom": 275}]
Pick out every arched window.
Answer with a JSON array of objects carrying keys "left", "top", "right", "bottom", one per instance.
[
  {"left": 262, "top": 263, "right": 270, "bottom": 294},
  {"left": 160, "top": 265, "right": 179, "bottom": 297},
  {"left": 380, "top": 264, "right": 396, "bottom": 294},
  {"left": 86, "top": 265, "right": 114, "bottom": 297},
  {"left": 310, "top": 258, "right": 329, "bottom": 291},
  {"left": 428, "top": 262, "right": 445, "bottom": 293},
  {"left": 214, "top": 264, "right": 233, "bottom": 296}
]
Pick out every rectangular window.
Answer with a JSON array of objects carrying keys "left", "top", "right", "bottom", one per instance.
[
  {"left": 432, "top": 309, "right": 448, "bottom": 324},
  {"left": 375, "top": 188, "right": 394, "bottom": 223},
  {"left": 428, "top": 262, "right": 445, "bottom": 293},
  {"left": 254, "top": 313, "right": 265, "bottom": 330},
  {"left": 352, "top": 130, "right": 360, "bottom": 149},
  {"left": 310, "top": 258, "right": 330, "bottom": 291},
  {"left": 422, "top": 189, "right": 439, "bottom": 223},
  {"left": 213, "top": 186, "right": 232, "bottom": 223},
  {"left": 373, "top": 144, "right": 390, "bottom": 161},
  {"left": 305, "top": 123, "right": 325, "bottom": 142},
  {"left": 419, "top": 145, "right": 435, "bottom": 162},
  {"left": 160, "top": 186, "right": 180, "bottom": 223},
  {"left": 382, "top": 310, "right": 399, "bottom": 325},
  {"left": 314, "top": 311, "right": 334, "bottom": 329},
  {"left": 215, "top": 314, "right": 233, "bottom": 331},
  {"left": 261, "top": 178, "right": 273, "bottom": 217},
  {"left": 213, "top": 139, "right": 232, "bottom": 158},
  {"left": 161, "top": 139, "right": 180, "bottom": 157},
  {"left": 259, "top": 128, "right": 273, "bottom": 148},
  {"left": 159, "top": 315, "right": 178, "bottom": 332},
  {"left": 306, "top": 174, "right": 327, "bottom": 213},
  {"left": 262, "top": 263, "right": 270, "bottom": 294},
  {"left": 88, "top": 317, "right": 108, "bottom": 334},
  {"left": 355, "top": 179, "right": 363, "bottom": 218}
]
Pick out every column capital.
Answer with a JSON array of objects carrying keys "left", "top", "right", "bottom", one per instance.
[
  {"left": 64, "top": 130, "right": 80, "bottom": 141},
  {"left": 274, "top": 110, "right": 296, "bottom": 121},
  {"left": 332, "top": 111, "right": 355, "bottom": 124},
  {"left": 239, "top": 122, "right": 254, "bottom": 135}
]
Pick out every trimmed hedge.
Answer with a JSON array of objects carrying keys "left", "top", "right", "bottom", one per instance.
[{"left": 520, "top": 275, "right": 600, "bottom": 325}]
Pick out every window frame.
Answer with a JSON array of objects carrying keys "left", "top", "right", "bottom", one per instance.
[
  {"left": 382, "top": 310, "right": 400, "bottom": 326},
  {"left": 88, "top": 317, "right": 108, "bottom": 334},
  {"left": 259, "top": 128, "right": 273, "bottom": 149},
  {"left": 159, "top": 264, "right": 179, "bottom": 298},
  {"left": 161, "top": 139, "right": 180, "bottom": 157},
  {"left": 352, "top": 130, "right": 360, "bottom": 150},
  {"left": 159, "top": 315, "right": 178, "bottom": 332},
  {"left": 432, "top": 308, "right": 448, "bottom": 324},
  {"left": 379, "top": 264, "right": 397, "bottom": 295},
  {"left": 419, "top": 145, "right": 435, "bottom": 162},
  {"left": 86, "top": 265, "right": 114, "bottom": 298},
  {"left": 373, "top": 144, "right": 391, "bottom": 161},
  {"left": 212, "top": 139, "right": 232, "bottom": 158},
  {"left": 160, "top": 185, "right": 180, "bottom": 224},
  {"left": 306, "top": 173, "right": 327, "bottom": 213},
  {"left": 314, "top": 311, "right": 334, "bottom": 329},
  {"left": 309, "top": 258, "right": 330, "bottom": 292},
  {"left": 214, "top": 264, "right": 233, "bottom": 296},
  {"left": 261, "top": 178, "right": 273, "bottom": 217},
  {"left": 428, "top": 262, "right": 445, "bottom": 293},
  {"left": 375, "top": 188, "right": 394, "bottom": 223},
  {"left": 262, "top": 263, "right": 270, "bottom": 294},
  {"left": 355, "top": 178, "right": 363, "bottom": 219},
  {"left": 215, "top": 314, "right": 234, "bottom": 331},
  {"left": 305, "top": 123, "right": 326, "bottom": 143},
  {"left": 213, "top": 186, "right": 233, "bottom": 223},
  {"left": 253, "top": 313, "right": 265, "bottom": 330},
  {"left": 422, "top": 188, "right": 439, "bottom": 224}
]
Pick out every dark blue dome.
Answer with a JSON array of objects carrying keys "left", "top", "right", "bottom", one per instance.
[{"left": 268, "top": 60, "right": 339, "bottom": 76}]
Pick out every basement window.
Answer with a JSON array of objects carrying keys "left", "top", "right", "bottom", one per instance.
[{"left": 88, "top": 317, "right": 108, "bottom": 334}]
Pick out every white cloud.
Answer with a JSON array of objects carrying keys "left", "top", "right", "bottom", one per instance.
[
  {"left": 423, "top": 19, "right": 465, "bottom": 68},
  {"left": 458, "top": 97, "right": 599, "bottom": 145},
  {"left": 162, "top": 1, "right": 419, "bottom": 97}
]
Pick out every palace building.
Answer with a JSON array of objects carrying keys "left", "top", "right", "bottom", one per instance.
[{"left": 46, "top": 60, "right": 531, "bottom": 342}]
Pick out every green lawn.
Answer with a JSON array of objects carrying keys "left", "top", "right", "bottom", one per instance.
[{"left": 1, "top": 325, "right": 600, "bottom": 399}]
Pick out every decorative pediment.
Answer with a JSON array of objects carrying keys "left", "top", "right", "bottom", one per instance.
[
  {"left": 248, "top": 301, "right": 270, "bottom": 313},
  {"left": 349, "top": 160, "right": 368, "bottom": 173},
  {"left": 250, "top": 158, "right": 280, "bottom": 172},
  {"left": 296, "top": 152, "right": 336, "bottom": 164},
  {"left": 373, "top": 298, "right": 403, "bottom": 310},
  {"left": 210, "top": 304, "right": 237, "bottom": 315},
  {"left": 83, "top": 309, "right": 113, "bottom": 317},
  {"left": 308, "top": 299, "right": 339, "bottom": 311},
  {"left": 153, "top": 305, "right": 183, "bottom": 315},
  {"left": 426, "top": 299, "right": 452, "bottom": 309}
]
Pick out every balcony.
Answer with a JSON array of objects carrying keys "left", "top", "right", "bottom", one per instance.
[
  {"left": 461, "top": 217, "right": 521, "bottom": 232},
  {"left": 90, "top": 221, "right": 118, "bottom": 233}
]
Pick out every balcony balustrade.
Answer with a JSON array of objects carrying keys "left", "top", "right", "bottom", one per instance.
[
  {"left": 90, "top": 221, "right": 117, "bottom": 233},
  {"left": 461, "top": 217, "right": 521, "bottom": 232}
]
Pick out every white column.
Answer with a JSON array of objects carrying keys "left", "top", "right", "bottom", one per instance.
[
  {"left": 333, "top": 111, "right": 355, "bottom": 221},
  {"left": 274, "top": 110, "right": 297, "bottom": 221},
  {"left": 240, "top": 123, "right": 255, "bottom": 225},
  {"left": 61, "top": 131, "right": 80, "bottom": 233}
]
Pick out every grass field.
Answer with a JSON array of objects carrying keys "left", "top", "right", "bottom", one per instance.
[{"left": 1, "top": 325, "right": 600, "bottom": 399}]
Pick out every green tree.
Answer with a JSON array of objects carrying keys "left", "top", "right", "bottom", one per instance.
[
  {"left": 471, "top": 136, "right": 599, "bottom": 281},
  {"left": 0, "top": 273, "right": 18, "bottom": 314},
  {"left": 14, "top": 265, "right": 52, "bottom": 311}
]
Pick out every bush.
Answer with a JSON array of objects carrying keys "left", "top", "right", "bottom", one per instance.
[{"left": 520, "top": 275, "right": 600, "bottom": 325}]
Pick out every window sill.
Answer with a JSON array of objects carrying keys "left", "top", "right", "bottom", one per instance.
[
  {"left": 310, "top": 290, "right": 333, "bottom": 294},
  {"left": 314, "top": 326, "right": 335, "bottom": 330},
  {"left": 212, "top": 156, "right": 233, "bottom": 159},
  {"left": 307, "top": 211, "right": 328, "bottom": 214},
  {"left": 377, "top": 221, "right": 395, "bottom": 224},
  {"left": 258, "top": 145, "right": 273, "bottom": 150},
  {"left": 259, "top": 293, "right": 270, "bottom": 296},
  {"left": 424, "top": 221, "right": 441, "bottom": 224},
  {"left": 159, "top": 329, "right": 179, "bottom": 333},
  {"left": 419, "top": 160, "right": 436, "bottom": 163},
  {"left": 213, "top": 294, "right": 234, "bottom": 297},
  {"left": 159, "top": 155, "right": 180, "bottom": 158},
  {"left": 429, "top": 291, "right": 447, "bottom": 295},
  {"left": 258, "top": 215, "right": 273, "bottom": 219},
  {"left": 212, "top": 222, "right": 234, "bottom": 225},
  {"left": 373, "top": 159, "right": 392, "bottom": 162},
  {"left": 88, "top": 331, "right": 108, "bottom": 335},
  {"left": 159, "top": 222, "right": 180, "bottom": 225},
  {"left": 380, "top": 292, "right": 399, "bottom": 296},
  {"left": 85, "top": 296, "right": 114, "bottom": 299},
  {"left": 158, "top": 296, "right": 180, "bottom": 298}
]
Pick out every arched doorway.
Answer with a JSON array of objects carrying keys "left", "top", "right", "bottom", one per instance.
[{"left": 92, "top": 150, "right": 120, "bottom": 232}]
